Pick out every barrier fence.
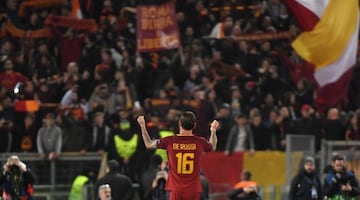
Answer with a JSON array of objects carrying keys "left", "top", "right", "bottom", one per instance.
[
  {"left": 2, "top": 139, "right": 360, "bottom": 200},
  {"left": 0, "top": 152, "right": 105, "bottom": 200}
]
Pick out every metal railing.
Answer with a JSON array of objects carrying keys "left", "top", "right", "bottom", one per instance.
[{"left": 285, "top": 134, "right": 315, "bottom": 185}]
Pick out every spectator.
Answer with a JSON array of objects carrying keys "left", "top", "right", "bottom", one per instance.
[
  {"left": 89, "top": 83, "right": 113, "bottom": 114},
  {"left": 289, "top": 156, "right": 322, "bottom": 200},
  {"left": 29, "top": 41, "right": 57, "bottom": 76},
  {"left": 62, "top": 62, "right": 81, "bottom": 90},
  {"left": 205, "top": 89, "right": 220, "bottom": 117},
  {"left": 0, "top": 118, "right": 12, "bottom": 153},
  {"left": 64, "top": 87, "right": 87, "bottom": 111},
  {"left": 260, "top": 93, "right": 278, "bottom": 123},
  {"left": 267, "top": 109, "right": 283, "bottom": 150},
  {"left": 32, "top": 55, "right": 59, "bottom": 86},
  {"left": 277, "top": 106, "right": 297, "bottom": 149},
  {"left": 79, "top": 33, "right": 102, "bottom": 72},
  {"left": 225, "top": 114, "right": 255, "bottom": 155},
  {"left": 345, "top": 112, "right": 360, "bottom": 141},
  {"left": 37, "top": 113, "right": 62, "bottom": 160},
  {"left": 0, "top": 39, "right": 15, "bottom": 58},
  {"left": 251, "top": 113, "right": 271, "bottom": 150},
  {"left": 322, "top": 108, "right": 346, "bottom": 141},
  {"left": 35, "top": 81, "right": 59, "bottom": 106},
  {"left": 0, "top": 59, "right": 28, "bottom": 91},
  {"left": 95, "top": 160, "right": 133, "bottom": 200},
  {"left": 229, "top": 86, "right": 245, "bottom": 118},
  {"left": 52, "top": 27, "right": 87, "bottom": 71},
  {"left": 283, "top": 92, "right": 300, "bottom": 120},
  {"left": 295, "top": 79, "right": 314, "bottom": 106},
  {"left": 13, "top": 113, "right": 37, "bottom": 152},
  {"left": 183, "top": 63, "right": 203, "bottom": 95},
  {"left": 87, "top": 112, "right": 112, "bottom": 153},
  {"left": 108, "top": 70, "right": 137, "bottom": 114},
  {"left": 94, "top": 49, "right": 116, "bottom": 83},
  {"left": 276, "top": 5, "right": 292, "bottom": 31},
  {"left": 59, "top": 103, "right": 89, "bottom": 152},
  {"left": 323, "top": 155, "right": 360, "bottom": 199},
  {"left": 215, "top": 103, "right": 234, "bottom": 151},
  {"left": 295, "top": 104, "right": 321, "bottom": 151},
  {"left": 0, "top": 155, "right": 35, "bottom": 200}
]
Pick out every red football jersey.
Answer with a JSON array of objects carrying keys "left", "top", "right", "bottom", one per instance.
[{"left": 157, "top": 135, "right": 212, "bottom": 192}]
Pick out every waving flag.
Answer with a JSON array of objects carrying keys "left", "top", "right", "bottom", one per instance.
[{"left": 283, "top": 0, "right": 359, "bottom": 111}]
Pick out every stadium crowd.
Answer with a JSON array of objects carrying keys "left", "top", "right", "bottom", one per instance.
[{"left": 0, "top": 0, "right": 360, "bottom": 194}]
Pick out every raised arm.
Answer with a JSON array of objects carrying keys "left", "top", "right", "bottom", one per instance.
[
  {"left": 137, "top": 116, "right": 157, "bottom": 149},
  {"left": 209, "top": 120, "right": 219, "bottom": 151}
]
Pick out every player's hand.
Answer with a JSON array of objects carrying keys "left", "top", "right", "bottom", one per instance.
[
  {"left": 210, "top": 120, "right": 219, "bottom": 132},
  {"left": 137, "top": 116, "right": 146, "bottom": 126}
]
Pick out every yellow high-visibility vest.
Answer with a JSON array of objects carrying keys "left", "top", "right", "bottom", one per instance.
[
  {"left": 114, "top": 134, "right": 138, "bottom": 160},
  {"left": 68, "top": 175, "right": 89, "bottom": 200},
  {"left": 155, "top": 130, "right": 174, "bottom": 162}
]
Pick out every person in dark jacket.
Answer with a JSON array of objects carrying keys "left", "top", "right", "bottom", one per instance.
[
  {"left": 323, "top": 155, "right": 360, "bottom": 200},
  {"left": 215, "top": 104, "right": 235, "bottom": 151},
  {"left": 225, "top": 114, "right": 255, "bottom": 155},
  {"left": 95, "top": 160, "right": 133, "bottom": 200},
  {"left": 87, "top": 112, "right": 112, "bottom": 152},
  {"left": 251, "top": 113, "right": 270, "bottom": 150},
  {"left": 322, "top": 108, "right": 346, "bottom": 141},
  {"left": 289, "top": 156, "right": 322, "bottom": 200},
  {"left": 295, "top": 104, "right": 321, "bottom": 151}
]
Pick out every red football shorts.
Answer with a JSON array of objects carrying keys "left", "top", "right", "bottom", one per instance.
[{"left": 169, "top": 191, "right": 201, "bottom": 200}]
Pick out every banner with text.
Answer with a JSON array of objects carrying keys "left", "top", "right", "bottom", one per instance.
[{"left": 136, "top": 1, "right": 180, "bottom": 52}]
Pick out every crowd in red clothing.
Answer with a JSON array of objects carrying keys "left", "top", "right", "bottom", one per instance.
[{"left": 0, "top": 0, "right": 360, "bottom": 184}]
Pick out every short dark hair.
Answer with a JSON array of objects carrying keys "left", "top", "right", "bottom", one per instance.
[
  {"left": 179, "top": 111, "right": 196, "bottom": 130},
  {"left": 107, "top": 160, "right": 119, "bottom": 172},
  {"left": 332, "top": 154, "right": 345, "bottom": 162},
  {"left": 242, "top": 170, "right": 252, "bottom": 181}
]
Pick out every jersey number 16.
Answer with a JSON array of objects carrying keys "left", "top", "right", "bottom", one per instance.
[{"left": 175, "top": 152, "right": 194, "bottom": 174}]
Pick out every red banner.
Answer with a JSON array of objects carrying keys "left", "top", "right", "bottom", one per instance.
[
  {"left": 136, "top": 1, "right": 180, "bottom": 52},
  {"left": 201, "top": 152, "right": 244, "bottom": 193}
]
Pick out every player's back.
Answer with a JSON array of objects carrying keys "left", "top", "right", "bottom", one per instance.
[{"left": 157, "top": 135, "right": 212, "bottom": 193}]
